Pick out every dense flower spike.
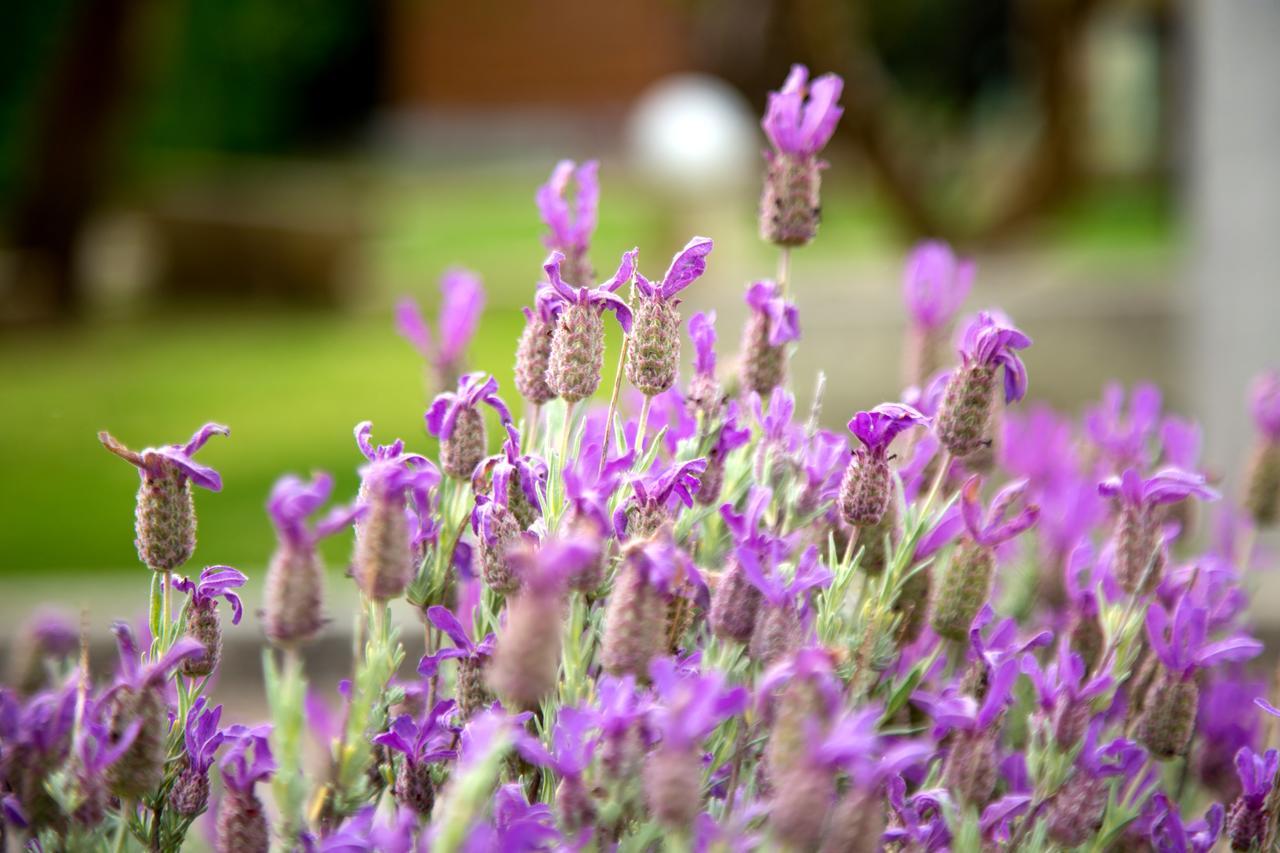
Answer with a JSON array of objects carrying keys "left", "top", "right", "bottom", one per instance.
[
  {"left": 419, "top": 604, "right": 495, "bottom": 718},
  {"left": 472, "top": 423, "right": 547, "bottom": 530},
  {"left": 514, "top": 288, "right": 563, "bottom": 406},
  {"left": 216, "top": 725, "right": 275, "bottom": 853},
  {"left": 544, "top": 248, "right": 637, "bottom": 402},
  {"left": 353, "top": 422, "right": 439, "bottom": 600},
  {"left": 395, "top": 268, "right": 485, "bottom": 390},
  {"left": 695, "top": 400, "right": 751, "bottom": 507},
  {"left": 373, "top": 700, "right": 458, "bottom": 814},
  {"left": 1245, "top": 370, "right": 1280, "bottom": 524},
  {"left": 739, "top": 279, "right": 799, "bottom": 397},
  {"left": 616, "top": 457, "right": 706, "bottom": 540},
  {"left": 710, "top": 486, "right": 775, "bottom": 643},
  {"left": 840, "top": 403, "right": 928, "bottom": 526},
  {"left": 602, "top": 533, "right": 705, "bottom": 679},
  {"left": 935, "top": 312, "right": 1031, "bottom": 458},
  {"left": 686, "top": 311, "right": 723, "bottom": 422},
  {"left": 759, "top": 65, "right": 843, "bottom": 246},
  {"left": 902, "top": 241, "right": 973, "bottom": 385},
  {"left": 99, "top": 423, "right": 229, "bottom": 571},
  {"left": 170, "top": 697, "right": 225, "bottom": 816},
  {"left": 930, "top": 476, "right": 1039, "bottom": 640},
  {"left": 1098, "top": 467, "right": 1219, "bottom": 594},
  {"left": 626, "top": 236, "right": 713, "bottom": 396},
  {"left": 1227, "top": 747, "right": 1278, "bottom": 850},
  {"left": 172, "top": 565, "right": 245, "bottom": 677},
  {"left": 262, "top": 472, "right": 361, "bottom": 647},
  {"left": 536, "top": 159, "right": 599, "bottom": 287},
  {"left": 425, "top": 372, "right": 513, "bottom": 479}
]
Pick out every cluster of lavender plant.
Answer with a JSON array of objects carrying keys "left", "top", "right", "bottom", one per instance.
[{"left": 6, "top": 64, "right": 1280, "bottom": 853}]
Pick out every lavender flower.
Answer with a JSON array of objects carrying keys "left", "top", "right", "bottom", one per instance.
[
  {"left": 514, "top": 288, "right": 563, "bottom": 406},
  {"left": 170, "top": 697, "right": 225, "bottom": 817},
  {"left": 695, "top": 400, "right": 751, "bottom": 508},
  {"left": 103, "top": 625, "right": 206, "bottom": 800},
  {"left": 759, "top": 65, "right": 843, "bottom": 247},
  {"left": 739, "top": 280, "right": 799, "bottom": 397},
  {"left": 321, "top": 805, "right": 419, "bottom": 853},
  {"left": 686, "top": 311, "right": 723, "bottom": 422},
  {"left": 472, "top": 423, "right": 546, "bottom": 530},
  {"left": 396, "top": 267, "right": 485, "bottom": 390},
  {"left": 536, "top": 159, "right": 599, "bottom": 287},
  {"left": 1147, "top": 793, "right": 1224, "bottom": 853},
  {"left": 172, "top": 565, "right": 245, "bottom": 677},
  {"left": 372, "top": 700, "right": 459, "bottom": 815},
  {"left": 616, "top": 457, "right": 706, "bottom": 540},
  {"left": 839, "top": 402, "right": 928, "bottom": 527},
  {"left": 1043, "top": 721, "right": 1144, "bottom": 846},
  {"left": 470, "top": 465, "right": 525, "bottom": 593},
  {"left": 263, "top": 471, "right": 361, "bottom": 647},
  {"left": 1226, "top": 747, "right": 1278, "bottom": 850},
  {"left": 644, "top": 657, "right": 747, "bottom": 828},
  {"left": 488, "top": 538, "right": 598, "bottom": 709},
  {"left": 759, "top": 647, "right": 844, "bottom": 776},
  {"left": 1085, "top": 382, "right": 1164, "bottom": 468},
  {"left": 1023, "top": 643, "right": 1112, "bottom": 748},
  {"left": 627, "top": 236, "right": 714, "bottom": 396},
  {"left": 426, "top": 372, "right": 513, "bottom": 479},
  {"left": 1098, "top": 467, "right": 1218, "bottom": 594},
  {"left": 6, "top": 609, "right": 78, "bottom": 694},
  {"left": 710, "top": 486, "right": 775, "bottom": 643},
  {"left": 1136, "top": 594, "right": 1261, "bottom": 759},
  {"left": 353, "top": 422, "right": 439, "bottom": 601},
  {"left": 217, "top": 725, "right": 275, "bottom": 853},
  {"left": 1245, "top": 369, "right": 1280, "bottom": 524},
  {"left": 99, "top": 422, "right": 229, "bottom": 571},
  {"left": 516, "top": 706, "right": 600, "bottom": 832},
  {"left": 419, "top": 605, "right": 496, "bottom": 718},
  {"left": 603, "top": 534, "right": 705, "bottom": 679},
  {"left": 930, "top": 476, "right": 1038, "bottom": 641},
  {"left": 744, "top": 544, "right": 831, "bottom": 666},
  {"left": 0, "top": 684, "right": 76, "bottom": 830},
  {"left": 544, "top": 248, "right": 637, "bottom": 402},
  {"left": 68, "top": 695, "right": 142, "bottom": 828},
  {"left": 902, "top": 241, "right": 973, "bottom": 385},
  {"left": 934, "top": 312, "right": 1031, "bottom": 458}
]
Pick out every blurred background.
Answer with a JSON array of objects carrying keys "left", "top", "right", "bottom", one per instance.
[{"left": 2, "top": 0, "right": 1278, "bottom": 634}]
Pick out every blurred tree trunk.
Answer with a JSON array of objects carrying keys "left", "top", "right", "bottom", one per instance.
[{"left": 7, "top": 0, "right": 151, "bottom": 318}]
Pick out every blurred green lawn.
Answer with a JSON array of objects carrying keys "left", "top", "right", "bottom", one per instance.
[{"left": 0, "top": 169, "right": 1172, "bottom": 576}]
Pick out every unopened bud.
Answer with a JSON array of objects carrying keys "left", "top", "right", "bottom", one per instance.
[
  {"left": 1113, "top": 505, "right": 1164, "bottom": 595},
  {"left": 170, "top": 763, "right": 210, "bottom": 817},
  {"left": 478, "top": 505, "right": 522, "bottom": 593},
  {"left": 626, "top": 297, "right": 681, "bottom": 396},
  {"left": 488, "top": 587, "right": 564, "bottom": 710},
  {"left": 930, "top": 540, "right": 994, "bottom": 642},
  {"left": 355, "top": 494, "right": 413, "bottom": 601},
  {"left": 456, "top": 655, "right": 492, "bottom": 719},
  {"left": 556, "top": 775, "right": 597, "bottom": 834},
  {"left": 855, "top": 504, "right": 900, "bottom": 576},
  {"left": 1228, "top": 796, "right": 1267, "bottom": 851},
  {"left": 1136, "top": 669, "right": 1198, "bottom": 760},
  {"left": 892, "top": 565, "right": 932, "bottom": 644},
  {"left": 709, "top": 560, "right": 761, "bottom": 644},
  {"left": 1069, "top": 611, "right": 1105, "bottom": 676},
  {"left": 694, "top": 449, "right": 727, "bottom": 508},
  {"left": 759, "top": 153, "right": 822, "bottom": 247},
  {"left": 820, "top": 787, "right": 885, "bottom": 853},
  {"left": 739, "top": 310, "right": 787, "bottom": 398},
  {"left": 687, "top": 373, "right": 724, "bottom": 425},
  {"left": 750, "top": 604, "right": 802, "bottom": 668},
  {"left": 935, "top": 364, "right": 998, "bottom": 459},
  {"left": 106, "top": 686, "right": 168, "bottom": 800},
  {"left": 135, "top": 467, "right": 196, "bottom": 572},
  {"left": 549, "top": 303, "right": 606, "bottom": 403},
  {"left": 772, "top": 764, "right": 835, "bottom": 850}
]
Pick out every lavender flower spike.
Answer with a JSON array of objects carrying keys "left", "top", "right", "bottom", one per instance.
[
  {"left": 373, "top": 700, "right": 458, "bottom": 815},
  {"left": 935, "top": 311, "right": 1031, "bottom": 458},
  {"left": 740, "top": 280, "right": 800, "bottom": 396},
  {"left": 263, "top": 472, "right": 361, "bottom": 648},
  {"left": 217, "top": 725, "right": 275, "bottom": 853},
  {"left": 1227, "top": 747, "right": 1279, "bottom": 850},
  {"left": 544, "top": 247, "right": 638, "bottom": 402},
  {"left": 170, "top": 697, "right": 225, "bottom": 817},
  {"left": 686, "top": 310, "right": 724, "bottom": 422},
  {"left": 395, "top": 267, "right": 485, "bottom": 389},
  {"left": 1098, "top": 466, "right": 1218, "bottom": 594},
  {"left": 419, "top": 604, "right": 496, "bottom": 718},
  {"left": 426, "top": 372, "right": 513, "bottom": 479},
  {"left": 902, "top": 241, "right": 974, "bottom": 384},
  {"left": 1136, "top": 594, "right": 1261, "bottom": 759},
  {"left": 536, "top": 159, "right": 599, "bottom": 286},
  {"left": 760, "top": 65, "right": 844, "bottom": 247},
  {"left": 839, "top": 402, "right": 929, "bottom": 527},
  {"left": 627, "top": 236, "right": 714, "bottom": 396},
  {"left": 172, "top": 564, "right": 246, "bottom": 677},
  {"left": 514, "top": 287, "right": 563, "bottom": 406},
  {"left": 930, "top": 476, "right": 1038, "bottom": 641},
  {"left": 99, "top": 422, "right": 229, "bottom": 571},
  {"left": 1245, "top": 369, "right": 1280, "bottom": 524}
]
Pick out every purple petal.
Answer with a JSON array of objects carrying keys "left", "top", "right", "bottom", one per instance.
[
  {"left": 659, "top": 236, "right": 713, "bottom": 298},
  {"left": 394, "top": 298, "right": 433, "bottom": 359}
]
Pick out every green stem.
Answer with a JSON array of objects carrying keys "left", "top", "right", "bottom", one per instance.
[
  {"left": 634, "top": 395, "right": 654, "bottom": 460},
  {"left": 113, "top": 800, "right": 133, "bottom": 853},
  {"left": 777, "top": 246, "right": 792, "bottom": 300}
]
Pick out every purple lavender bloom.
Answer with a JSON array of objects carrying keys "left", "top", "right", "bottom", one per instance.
[
  {"left": 913, "top": 656, "right": 1019, "bottom": 736},
  {"left": 968, "top": 604, "right": 1053, "bottom": 675},
  {"left": 1099, "top": 467, "right": 1220, "bottom": 510},
  {"left": 425, "top": 372, "right": 514, "bottom": 441},
  {"left": 635, "top": 236, "right": 713, "bottom": 302},
  {"left": 648, "top": 657, "right": 748, "bottom": 750},
  {"left": 1159, "top": 415, "right": 1202, "bottom": 471},
  {"left": 373, "top": 700, "right": 459, "bottom": 768},
  {"left": 320, "top": 805, "right": 419, "bottom": 853},
  {"left": 536, "top": 160, "right": 599, "bottom": 270},
  {"left": 1196, "top": 674, "right": 1267, "bottom": 798},
  {"left": 1234, "top": 747, "right": 1278, "bottom": 810},
  {"left": 884, "top": 778, "right": 952, "bottom": 852},
  {"left": 955, "top": 311, "right": 1032, "bottom": 403},
  {"left": 744, "top": 544, "right": 831, "bottom": 612},
  {"left": 958, "top": 475, "right": 1040, "bottom": 547},
  {"left": 750, "top": 387, "right": 798, "bottom": 449},
  {"left": 1250, "top": 369, "right": 1280, "bottom": 441},
  {"left": 615, "top": 457, "right": 707, "bottom": 539},
  {"left": 847, "top": 403, "right": 929, "bottom": 459},
  {"left": 1023, "top": 643, "right": 1112, "bottom": 746},
  {"left": 183, "top": 697, "right": 224, "bottom": 774},
  {"left": 1085, "top": 383, "right": 1164, "bottom": 467},
  {"left": 981, "top": 795, "right": 1032, "bottom": 845},
  {"left": 903, "top": 241, "right": 974, "bottom": 332},
  {"left": 461, "top": 782, "right": 561, "bottom": 852},
  {"left": 543, "top": 248, "right": 638, "bottom": 333},
  {"left": 762, "top": 65, "right": 844, "bottom": 157},
  {"left": 100, "top": 422, "right": 230, "bottom": 492},
  {"left": 689, "top": 311, "right": 717, "bottom": 378},
  {"left": 744, "top": 280, "right": 801, "bottom": 346},
  {"left": 1148, "top": 793, "right": 1224, "bottom": 853},
  {"left": 219, "top": 725, "right": 275, "bottom": 794},
  {"left": 395, "top": 267, "right": 485, "bottom": 385},
  {"left": 173, "top": 565, "right": 246, "bottom": 626},
  {"left": 268, "top": 472, "right": 362, "bottom": 551},
  {"left": 473, "top": 423, "right": 547, "bottom": 527},
  {"left": 354, "top": 422, "right": 436, "bottom": 492},
  {"left": 1145, "top": 594, "right": 1262, "bottom": 679},
  {"left": 757, "top": 647, "right": 844, "bottom": 720},
  {"left": 417, "top": 605, "right": 495, "bottom": 678}
]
